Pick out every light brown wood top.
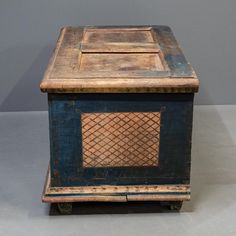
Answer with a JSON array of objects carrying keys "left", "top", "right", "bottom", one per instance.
[{"left": 40, "top": 26, "right": 199, "bottom": 93}]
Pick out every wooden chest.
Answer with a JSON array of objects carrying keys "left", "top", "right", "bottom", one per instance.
[{"left": 40, "top": 25, "right": 199, "bottom": 213}]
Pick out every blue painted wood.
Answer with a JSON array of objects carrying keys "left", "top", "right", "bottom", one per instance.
[
  {"left": 153, "top": 26, "right": 194, "bottom": 77},
  {"left": 48, "top": 93, "right": 194, "bottom": 187}
]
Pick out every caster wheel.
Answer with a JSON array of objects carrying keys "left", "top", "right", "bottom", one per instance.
[
  {"left": 57, "top": 203, "right": 73, "bottom": 214},
  {"left": 169, "top": 201, "right": 183, "bottom": 211}
]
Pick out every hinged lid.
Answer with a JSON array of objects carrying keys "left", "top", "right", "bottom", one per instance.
[{"left": 40, "top": 26, "right": 199, "bottom": 93}]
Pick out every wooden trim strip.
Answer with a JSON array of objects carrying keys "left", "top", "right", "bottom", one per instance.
[
  {"left": 47, "top": 185, "right": 190, "bottom": 195},
  {"left": 42, "top": 195, "right": 127, "bottom": 203},
  {"left": 85, "top": 26, "right": 152, "bottom": 31},
  {"left": 50, "top": 71, "right": 171, "bottom": 78},
  {"left": 126, "top": 194, "right": 190, "bottom": 201},
  {"left": 42, "top": 167, "right": 191, "bottom": 203},
  {"left": 42, "top": 194, "right": 189, "bottom": 203},
  {"left": 77, "top": 28, "right": 86, "bottom": 69},
  {"left": 80, "top": 43, "right": 160, "bottom": 53},
  {"left": 40, "top": 78, "right": 199, "bottom": 93}
]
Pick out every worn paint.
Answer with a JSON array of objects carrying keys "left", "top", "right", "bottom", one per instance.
[
  {"left": 48, "top": 93, "right": 193, "bottom": 187},
  {"left": 42, "top": 168, "right": 191, "bottom": 203}
]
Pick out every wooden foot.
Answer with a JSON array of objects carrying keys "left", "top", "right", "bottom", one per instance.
[
  {"left": 169, "top": 201, "right": 183, "bottom": 211},
  {"left": 57, "top": 203, "right": 73, "bottom": 214},
  {"left": 160, "top": 201, "right": 183, "bottom": 211}
]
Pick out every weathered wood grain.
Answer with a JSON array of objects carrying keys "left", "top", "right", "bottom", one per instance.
[
  {"left": 79, "top": 53, "right": 164, "bottom": 72},
  {"left": 83, "top": 27, "right": 154, "bottom": 43},
  {"left": 80, "top": 42, "right": 160, "bottom": 53},
  {"left": 41, "top": 78, "right": 198, "bottom": 93},
  {"left": 40, "top": 26, "right": 199, "bottom": 93}
]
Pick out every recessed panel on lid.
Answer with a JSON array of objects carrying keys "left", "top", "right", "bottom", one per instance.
[
  {"left": 83, "top": 28, "right": 154, "bottom": 43},
  {"left": 79, "top": 27, "right": 165, "bottom": 72},
  {"left": 80, "top": 53, "right": 165, "bottom": 71}
]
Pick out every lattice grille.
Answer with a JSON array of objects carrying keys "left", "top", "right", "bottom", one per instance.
[{"left": 81, "top": 112, "right": 161, "bottom": 167}]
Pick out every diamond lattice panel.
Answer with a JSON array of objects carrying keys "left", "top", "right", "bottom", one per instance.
[{"left": 82, "top": 112, "right": 161, "bottom": 168}]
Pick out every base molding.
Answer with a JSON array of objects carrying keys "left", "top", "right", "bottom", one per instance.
[{"left": 42, "top": 168, "right": 190, "bottom": 203}]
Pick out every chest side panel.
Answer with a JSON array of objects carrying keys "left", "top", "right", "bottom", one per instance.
[{"left": 48, "top": 93, "right": 194, "bottom": 187}]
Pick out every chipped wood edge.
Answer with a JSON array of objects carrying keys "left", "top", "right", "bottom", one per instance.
[{"left": 42, "top": 166, "right": 191, "bottom": 203}]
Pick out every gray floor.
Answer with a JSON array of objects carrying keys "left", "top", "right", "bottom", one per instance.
[{"left": 0, "top": 105, "right": 236, "bottom": 236}]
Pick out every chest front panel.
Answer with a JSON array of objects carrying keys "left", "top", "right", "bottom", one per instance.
[{"left": 48, "top": 93, "right": 193, "bottom": 187}]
